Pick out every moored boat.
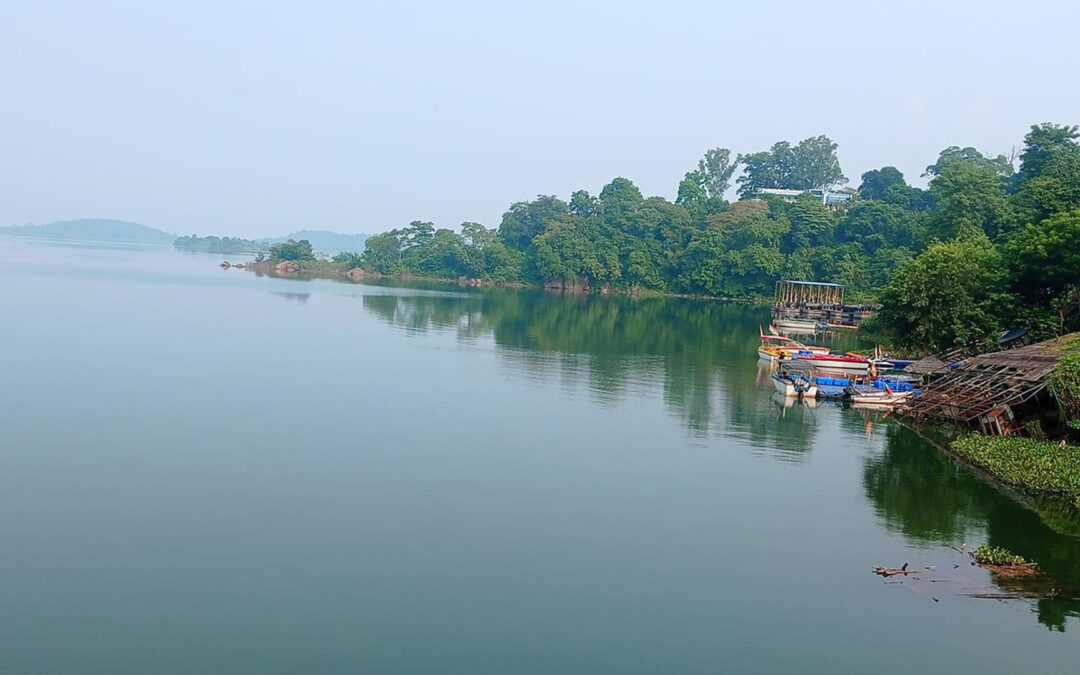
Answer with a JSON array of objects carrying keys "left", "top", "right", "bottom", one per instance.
[
  {"left": 791, "top": 352, "right": 870, "bottom": 372},
  {"left": 772, "top": 372, "right": 818, "bottom": 398},
  {"left": 758, "top": 331, "right": 830, "bottom": 363},
  {"left": 850, "top": 388, "right": 915, "bottom": 407}
]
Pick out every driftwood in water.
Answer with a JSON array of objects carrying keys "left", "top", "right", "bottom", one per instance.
[{"left": 872, "top": 563, "right": 911, "bottom": 577}]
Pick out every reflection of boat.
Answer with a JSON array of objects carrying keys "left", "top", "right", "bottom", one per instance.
[
  {"left": 774, "top": 318, "right": 818, "bottom": 332},
  {"left": 772, "top": 372, "right": 818, "bottom": 398}
]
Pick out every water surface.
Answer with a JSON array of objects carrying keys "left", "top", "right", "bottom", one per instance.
[{"left": 2, "top": 238, "right": 1079, "bottom": 673}]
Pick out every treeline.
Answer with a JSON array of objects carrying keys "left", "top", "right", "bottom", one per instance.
[
  {"left": 174, "top": 235, "right": 263, "bottom": 254},
  {"left": 347, "top": 123, "right": 1080, "bottom": 352}
]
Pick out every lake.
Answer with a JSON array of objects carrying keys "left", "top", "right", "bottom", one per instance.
[{"left": 1, "top": 237, "right": 1079, "bottom": 674}]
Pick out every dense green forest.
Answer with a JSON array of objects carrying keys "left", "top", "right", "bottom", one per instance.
[{"left": 344, "top": 123, "right": 1080, "bottom": 353}]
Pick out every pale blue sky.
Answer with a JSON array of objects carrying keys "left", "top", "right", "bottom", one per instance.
[{"left": 2, "top": 0, "right": 1078, "bottom": 237}]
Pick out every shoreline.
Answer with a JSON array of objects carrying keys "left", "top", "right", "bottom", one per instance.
[{"left": 230, "top": 259, "right": 799, "bottom": 304}]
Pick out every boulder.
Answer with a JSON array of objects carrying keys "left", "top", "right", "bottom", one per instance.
[
  {"left": 273, "top": 261, "right": 301, "bottom": 275},
  {"left": 346, "top": 267, "right": 366, "bottom": 281}
]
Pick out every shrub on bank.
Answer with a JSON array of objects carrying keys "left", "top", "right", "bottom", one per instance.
[
  {"left": 1048, "top": 352, "right": 1080, "bottom": 433},
  {"left": 951, "top": 435, "right": 1080, "bottom": 509}
]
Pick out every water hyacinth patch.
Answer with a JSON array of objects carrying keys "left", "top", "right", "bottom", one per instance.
[
  {"left": 972, "top": 544, "right": 1028, "bottom": 566},
  {"left": 950, "top": 435, "right": 1080, "bottom": 510}
]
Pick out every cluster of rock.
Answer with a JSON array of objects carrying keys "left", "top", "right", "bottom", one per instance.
[{"left": 542, "top": 276, "right": 613, "bottom": 295}]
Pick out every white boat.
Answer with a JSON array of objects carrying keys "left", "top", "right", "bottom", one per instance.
[
  {"left": 850, "top": 390, "right": 914, "bottom": 407},
  {"left": 772, "top": 373, "right": 818, "bottom": 398}
]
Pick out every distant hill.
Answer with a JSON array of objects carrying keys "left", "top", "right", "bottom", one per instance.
[
  {"left": 274, "top": 230, "right": 368, "bottom": 256},
  {"left": 0, "top": 219, "right": 175, "bottom": 244}
]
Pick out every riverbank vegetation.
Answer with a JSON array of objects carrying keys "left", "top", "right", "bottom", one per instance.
[
  {"left": 336, "top": 123, "right": 1080, "bottom": 354},
  {"left": 951, "top": 435, "right": 1080, "bottom": 509}
]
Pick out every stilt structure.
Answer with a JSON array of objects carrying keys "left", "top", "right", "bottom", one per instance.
[
  {"left": 901, "top": 334, "right": 1080, "bottom": 435},
  {"left": 773, "top": 280, "right": 872, "bottom": 326}
]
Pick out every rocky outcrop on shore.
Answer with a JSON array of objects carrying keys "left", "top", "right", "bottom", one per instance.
[{"left": 273, "top": 261, "right": 301, "bottom": 275}]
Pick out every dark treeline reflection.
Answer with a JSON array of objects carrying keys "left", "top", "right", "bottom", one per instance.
[
  {"left": 361, "top": 289, "right": 821, "bottom": 454},
  {"left": 865, "top": 424, "right": 1080, "bottom": 630}
]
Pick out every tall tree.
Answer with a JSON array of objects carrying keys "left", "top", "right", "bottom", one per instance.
[
  {"left": 876, "top": 235, "right": 1011, "bottom": 352},
  {"left": 858, "top": 166, "right": 906, "bottom": 201},
  {"left": 1010, "top": 151, "right": 1080, "bottom": 224},
  {"left": 790, "top": 135, "right": 846, "bottom": 190},
  {"left": 1005, "top": 210, "right": 1080, "bottom": 334},
  {"left": 736, "top": 135, "right": 844, "bottom": 196},
  {"left": 497, "top": 195, "right": 569, "bottom": 250},
  {"left": 1018, "top": 122, "right": 1080, "bottom": 182},
  {"left": 697, "top": 147, "right": 737, "bottom": 198},
  {"left": 923, "top": 146, "right": 1012, "bottom": 178},
  {"left": 676, "top": 170, "right": 709, "bottom": 211},
  {"left": 929, "top": 161, "right": 1011, "bottom": 240}
]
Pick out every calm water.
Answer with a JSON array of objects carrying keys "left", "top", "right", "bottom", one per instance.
[{"left": 2, "top": 238, "right": 1079, "bottom": 674}]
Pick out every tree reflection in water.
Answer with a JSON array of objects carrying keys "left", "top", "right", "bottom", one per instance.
[{"left": 865, "top": 424, "right": 1080, "bottom": 630}]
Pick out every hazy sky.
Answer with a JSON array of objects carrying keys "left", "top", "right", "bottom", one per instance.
[{"left": 2, "top": 1, "right": 1078, "bottom": 237}]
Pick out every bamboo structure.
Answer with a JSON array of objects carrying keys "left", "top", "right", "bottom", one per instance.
[{"left": 775, "top": 280, "right": 845, "bottom": 307}]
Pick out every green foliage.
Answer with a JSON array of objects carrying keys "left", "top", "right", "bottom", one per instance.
[
  {"left": 972, "top": 544, "right": 1029, "bottom": 567},
  {"left": 1010, "top": 152, "right": 1080, "bottom": 224},
  {"left": 929, "top": 161, "right": 1011, "bottom": 240},
  {"left": 497, "top": 195, "right": 569, "bottom": 250},
  {"left": 1005, "top": 211, "right": 1080, "bottom": 335},
  {"left": 697, "top": 147, "right": 737, "bottom": 199},
  {"left": 1018, "top": 123, "right": 1080, "bottom": 182},
  {"left": 924, "top": 146, "right": 1013, "bottom": 178},
  {"left": 268, "top": 239, "right": 315, "bottom": 262},
  {"left": 332, "top": 250, "right": 364, "bottom": 268},
  {"left": 876, "top": 237, "right": 1011, "bottom": 352},
  {"left": 1047, "top": 353, "right": 1080, "bottom": 431},
  {"left": 174, "top": 235, "right": 263, "bottom": 254},
  {"left": 736, "top": 135, "right": 846, "bottom": 197},
  {"left": 858, "top": 166, "right": 906, "bottom": 201},
  {"left": 951, "top": 435, "right": 1080, "bottom": 510}
]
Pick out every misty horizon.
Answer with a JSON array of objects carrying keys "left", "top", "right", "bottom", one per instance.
[{"left": 3, "top": 0, "right": 1078, "bottom": 238}]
